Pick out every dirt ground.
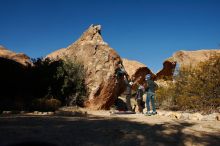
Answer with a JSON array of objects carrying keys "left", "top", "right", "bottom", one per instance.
[{"left": 0, "top": 109, "right": 220, "bottom": 146}]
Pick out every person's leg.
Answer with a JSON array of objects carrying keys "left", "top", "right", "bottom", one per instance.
[
  {"left": 145, "top": 92, "right": 151, "bottom": 115},
  {"left": 137, "top": 99, "right": 142, "bottom": 113},
  {"left": 151, "top": 93, "right": 157, "bottom": 114},
  {"left": 126, "top": 94, "right": 132, "bottom": 111}
]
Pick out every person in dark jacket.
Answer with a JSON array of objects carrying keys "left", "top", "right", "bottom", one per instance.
[
  {"left": 124, "top": 75, "right": 134, "bottom": 111},
  {"left": 115, "top": 63, "right": 128, "bottom": 83},
  {"left": 135, "top": 84, "right": 145, "bottom": 113},
  {"left": 145, "top": 74, "right": 158, "bottom": 116}
]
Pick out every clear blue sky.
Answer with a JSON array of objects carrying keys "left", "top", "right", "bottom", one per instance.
[{"left": 0, "top": 0, "right": 220, "bottom": 72}]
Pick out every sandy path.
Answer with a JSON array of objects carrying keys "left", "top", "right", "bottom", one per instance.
[{"left": 0, "top": 109, "right": 219, "bottom": 146}]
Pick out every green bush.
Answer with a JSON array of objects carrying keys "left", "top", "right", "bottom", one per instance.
[
  {"left": 0, "top": 56, "right": 87, "bottom": 111},
  {"left": 31, "top": 57, "right": 87, "bottom": 107},
  {"left": 53, "top": 57, "right": 87, "bottom": 106},
  {"left": 156, "top": 54, "right": 220, "bottom": 113}
]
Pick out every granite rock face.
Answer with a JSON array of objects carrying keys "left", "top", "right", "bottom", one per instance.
[{"left": 47, "top": 25, "right": 125, "bottom": 109}]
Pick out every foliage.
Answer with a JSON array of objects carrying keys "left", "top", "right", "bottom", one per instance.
[
  {"left": 0, "top": 57, "right": 87, "bottom": 111},
  {"left": 31, "top": 57, "right": 87, "bottom": 107},
  {"left": 52, "top": 57, "right": 87, "bottom": 106},
  {"left": 31, "top": 98, "right": 61, "bottom": 111},
  {"left": 156, "top": 54, "right": 220, "bottom": 112}
]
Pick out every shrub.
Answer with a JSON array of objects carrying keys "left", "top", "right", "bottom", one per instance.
[
  {"left": 156, "top": 54, "right": 220, "bottom": 113},
  {"left": 30, "top": 57, "right": 87, "bottom": 106},
  {"left": 156, "top": 82, "right": 176, "bottom": 110},
  {"left": 0, "top": 56, "right": 87, "bottom": 111},
  {"left": 52, "top": 57, "right": 87, "bottom": 106},
  {"left": 31, "top": 98, "right": 61, "bottom": 111}
]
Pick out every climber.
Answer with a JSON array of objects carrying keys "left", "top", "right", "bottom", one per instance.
[
  {"left": 115, "top": 62, "right": 128, "bottom": 83},
  {"left": 145, "top": 74, "right": 158, "bottom": 116}
]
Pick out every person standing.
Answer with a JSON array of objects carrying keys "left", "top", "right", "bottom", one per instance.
[
  {"left": 124, "top": 75, "right": 134, "bottom": 111},
  {"left": 145, "top": 74, "right": 158, "bottom": 116},
  {"left": 135, "top": 84, "right": 145, "bottom": 114}
]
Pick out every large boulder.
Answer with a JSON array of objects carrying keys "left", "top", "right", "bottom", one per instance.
[
  {"left": 155, "top": 49, "right": 220, "bottom": 81},
  {"left": 173, "top": 49, "right": 220, "bottom": 68},
  {"left": 156, "top": 58, "right": 176, "bottom": 80},
  {"left": 47, "top": 25, "right": 125, "bottom": 110},
  {"left": 0, "top": 46, "right": 32, "bottom": 105},
  {"left": 122, "top": 58, "right": 155, "bottom": 89}
]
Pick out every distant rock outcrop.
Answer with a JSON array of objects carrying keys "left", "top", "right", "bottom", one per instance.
[
  {"left": 155, "top": 49, "right": 220, "bottom": 81},
  {"left": 0, "top": 46, "right": 32, "bottom": 102},
  {"left": 173, "top": 49, "right": 220, "bottom": 67},
  {"left": 156, "top": 58, "right": 176, "bottom": 80},
  {"left": 0, "top": 45, "right": 31, "bottom": 66},
  {"left": 47, "top": 25, "right": 125, "bottom": 110}
]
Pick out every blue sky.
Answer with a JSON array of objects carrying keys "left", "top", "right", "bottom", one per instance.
[{"left": 0, "top": 0, "right": 220, "bottom": 72}]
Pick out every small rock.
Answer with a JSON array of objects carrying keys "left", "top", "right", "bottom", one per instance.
[
  {"left": 20, "top": 111, "right": 25, "bottom": 114},
  {"left": 158, "top": 111, "right": 166, "bottom": 116},
  {"left": 41, "top": 112, "right": 48, "bottom": 115},
  {"left": 167, "top": 112, "right": 182, "bottom": 119},
  {"left": 165, "top": 112, "right": 173, "bottom": 118},
  {"left": 34, "top": 111, "right": 39, "bottom": 114},
  {"left": 189, "top": 113, "right": 203, "bottom": 121},
  {"left": 202, "top": 113, "right": 219, "bottom": 121},
  {"left": 180, "top": 113, "right": 190, "bottom": 120},
  {"left": 47, "top": 112, "right": 54, "bottom": 115},
  {"left": 2, "top": 111, "right": 12, "bottom": 114}
]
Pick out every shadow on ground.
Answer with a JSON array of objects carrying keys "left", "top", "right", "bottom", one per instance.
[{"left": 0, "top": 115, "right": 219, "bottom": 146}]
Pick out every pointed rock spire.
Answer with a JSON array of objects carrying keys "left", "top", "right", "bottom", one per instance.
[{"left": 47, "top": 24, "right": 124, "bottom": 110}]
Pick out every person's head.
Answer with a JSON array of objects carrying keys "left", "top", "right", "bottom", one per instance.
[
  {"left": 138, "top": 83, "right": 144, "bottom": 91},
  {"left": 145, "top": 74, "right": 151, "bottom": 80},
  {"left": 118, "top": 63, "right": 122, "bottom": 68}
]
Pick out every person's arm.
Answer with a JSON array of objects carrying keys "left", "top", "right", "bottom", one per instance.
[
  {"left": 124, "top": 76, "right": 129, "bottom": 85},
  {"left": 135, "top": 89, "right": 139, "bottom": 100}
]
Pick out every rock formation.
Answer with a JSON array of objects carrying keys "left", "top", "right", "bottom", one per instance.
[
  {"left": 156, "top": 58, "right": 176, "bottom": 80},
  {"left": 173, "top": 49, "right": 220, "bottom": 68},
  {"left": 47, "top": 25, "right": 125, "bottom": 110},
  {"left": 0, "top": 46, "right": 32, "bottom": 102},
  {"left": 155, "top": 49, "right": 220, "bottom": 81},
  {"left": 122, "top": 58, "right": 155, "bottom": 89},
  {"left": 0, "top": 45, "right": 31, "bottom": 66}
]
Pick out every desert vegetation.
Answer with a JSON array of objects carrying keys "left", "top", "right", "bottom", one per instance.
[
  {"left": 156, "top": 54, "right": 220, "bottom": 113},
  {"left": 0, "top": 57, "right": 87, "bottom": 111}
]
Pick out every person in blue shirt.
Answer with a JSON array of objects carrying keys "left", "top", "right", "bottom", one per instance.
[{"left": 145, "top": 74, "right": 158, "bottom": 116}]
